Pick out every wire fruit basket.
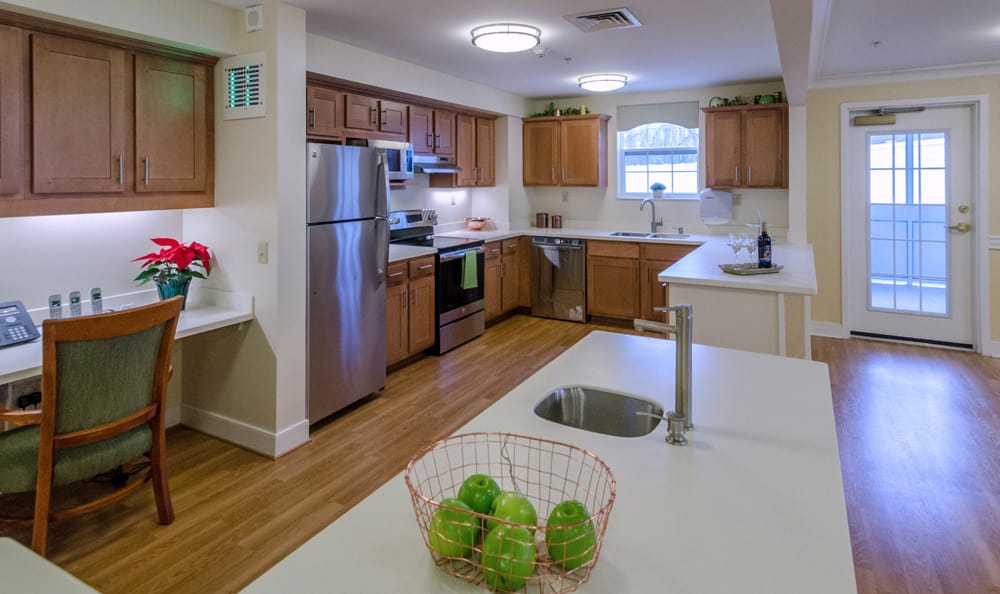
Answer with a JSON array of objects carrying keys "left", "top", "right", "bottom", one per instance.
[{"left": 404, "top": 432, "right": 616, "bottom": 593}]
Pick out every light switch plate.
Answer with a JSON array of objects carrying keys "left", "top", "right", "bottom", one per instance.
[{"left": 257, "top": 241, "right": 268, "bottom": 264}]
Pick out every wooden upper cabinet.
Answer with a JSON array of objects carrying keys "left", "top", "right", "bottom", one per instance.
[
  {"left": 475, "top": 118, "right": 495, "bottom": 186},
  {"left": 31, "top": 34, "right": 127, "bottom": 194},
  {"left": 306, "top": 85, "right": 343, "bottom": 139},
  {"left": 409, "top": 105, "right": 433, "bottom": 153},
  {"left": 454, "top": 114, "right": 477, "bottom": 186},
  {"left": 523, "top": 120, "right": 559, "bottom": 185},
  {"left": 0, "top": 25, "right": 22, "bottom": 196},
  {"left": 703, "top": 104, "right": 787, "bottom": 189},
  {"left": 345, "top": 93, "right": 378, "bottom": 131},
  {"left": 523, "top": 115, "right": 608, "bottom": 187},
  {"left": 134, "top": 54, "right": 209, "bottom": 193},
  {"left": 379, "top": 100, "right": 407, "bottom": 135},
  {"left": 433, "top": 109, "right": 455, "bottom": 156}
]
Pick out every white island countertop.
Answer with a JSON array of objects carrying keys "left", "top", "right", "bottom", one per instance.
[{"left": 245, "top": 332, "right": 856, "bottom": 594}]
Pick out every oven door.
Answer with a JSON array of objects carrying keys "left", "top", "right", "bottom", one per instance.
[{"left": 437, "top": 245, "right": 485, "bottom": 317}]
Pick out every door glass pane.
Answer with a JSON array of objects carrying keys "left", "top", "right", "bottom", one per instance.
[{"left": 866, "top": 131, "right": 949, "bottom": 316}]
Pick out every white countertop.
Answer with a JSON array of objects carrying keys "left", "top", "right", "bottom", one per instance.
[
  {"left": 389, "top": 243, "right": 436, "bottom": 263},
  {"left": 0, "top": 288, "right": 254, "bottom": 385},
  {"left": 245, "top": 331, "right": 856, "bottom": 594},
  {"left": 659, "top": 240, "right": 818, "bottom": 295},
  {"left": 0, "top": 538, "right": 98, "bottom": 593}
]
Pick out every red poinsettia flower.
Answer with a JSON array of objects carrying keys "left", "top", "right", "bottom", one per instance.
[{"left": 133, "top": 237, "right": 212, "bottom": 285}]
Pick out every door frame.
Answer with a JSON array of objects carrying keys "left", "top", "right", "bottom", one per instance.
[{"left": 839, "top": 95, "right": 990, "bottom": 354}]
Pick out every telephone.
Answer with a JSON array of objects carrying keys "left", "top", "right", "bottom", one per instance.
[{"left": 0, "top": 300, "right": 41, "bottom": 348}]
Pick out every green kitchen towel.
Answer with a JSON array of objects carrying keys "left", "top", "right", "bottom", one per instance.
[{"left": 461, "top": 251, "right": 479, "bottom": 289}]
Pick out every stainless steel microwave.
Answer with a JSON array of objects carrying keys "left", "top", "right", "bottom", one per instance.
[{"left": 368, "top": 139, "right": 414, "bottom": 181}]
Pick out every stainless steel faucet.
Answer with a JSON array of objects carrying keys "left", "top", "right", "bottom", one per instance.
[
  {"left": 634, "top": 304, "right": 694, "bottom": 446},
  {"left": 640, "top": 199, "right": 663, "bottom": 234}
]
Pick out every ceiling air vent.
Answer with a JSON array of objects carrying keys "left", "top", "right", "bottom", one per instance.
[{"left": 564, "top": 7, "right": 641, "bottom": 33}]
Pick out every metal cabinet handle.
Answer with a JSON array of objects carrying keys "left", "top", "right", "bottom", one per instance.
[
  {"left": 381, "top": 110, "right": 387, "bottom": 126},
  {"left": 403, "top": 289, "right": 408, "bottom": 309},
  {"left": 117, "top": 152, "right": 124, "bottom": 185},
  {"left": 426, "top": 133, "right": 433, "bottom": 149},
  {"left": 551, "top": 167, "right": 555, "bottom": 182},
  {"left": 748, "top": 166, "right": 752, "bottom": 184},
  {"left": 143, "top": 156, "right": 149, "bottom": 186},
  {"left": 735, "top": 166, "right": 739, "bottom": 183},
  {"left": 435, "top": 134, "right": 441, "bottom": 149},
  {"left": 411, "top": 289, "right": 417, "bottom": 306},
  {"left": 388, "top": 271, "right": 405, "bottom": 278},
  {"left": 308, "top": 108, "right": 316, "bottom": 128},
  {"left": 562, "top": 167, "right": 566, "bottom": 181},
  {"left": 370, "top": 108, "right": 377, "bottom": 126},
  {"left": 418, "top": 264, "right": 433, "bottom": 270}
]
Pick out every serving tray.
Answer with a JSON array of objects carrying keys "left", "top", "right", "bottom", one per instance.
[{"left": 719, "top": 263, "right": 783, "bottom": 275}]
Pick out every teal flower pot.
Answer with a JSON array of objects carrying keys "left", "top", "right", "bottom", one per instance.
[{"left": 156, "top": 276, "right": 192, "bottom": 309}]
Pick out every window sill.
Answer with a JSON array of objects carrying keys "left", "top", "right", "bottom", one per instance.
[{"left": 616, "top": 194, "right": 699, "bottom": 201}]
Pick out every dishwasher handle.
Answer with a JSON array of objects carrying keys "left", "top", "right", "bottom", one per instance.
[{"left": 531, "top": 236, "right": 585, "bottom": 249}]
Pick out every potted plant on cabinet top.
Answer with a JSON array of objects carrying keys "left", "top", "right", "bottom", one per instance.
[
  {"left": 133, "top": 238, "right": 212, "bottom": 309},
  {"left": 650, "top": 182, "right": 666, "bottom": 198}
]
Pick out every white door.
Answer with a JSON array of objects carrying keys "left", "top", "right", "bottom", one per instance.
[{"left": 846, "top": 105, "right": 975, "bottom": 348}]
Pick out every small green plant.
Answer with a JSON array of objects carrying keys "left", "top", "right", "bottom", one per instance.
[{"left": 650, "top": 182, "right": 666, "bottom": 192}]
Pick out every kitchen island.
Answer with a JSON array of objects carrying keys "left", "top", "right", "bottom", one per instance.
[{"left": 244, "top": 331, "right": 855, "bottom": 593}]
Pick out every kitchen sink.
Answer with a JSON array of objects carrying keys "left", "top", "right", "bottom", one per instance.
[
  {"left": 534, "top": 386, "right": 664, "bottom": 437},
  {"left": 647, "top": 233, "right": 691, "bottom": 239},
  {"left": 609, "top": 231, "right": 650, "bottom": 237}
]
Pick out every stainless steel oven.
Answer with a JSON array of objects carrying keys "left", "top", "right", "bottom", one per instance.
[{"left": 389, "top": 209, "right": 486, "bottom": 354}]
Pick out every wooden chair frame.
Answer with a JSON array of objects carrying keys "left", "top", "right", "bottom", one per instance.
[{"left": 0, "top": 296, "right": 182, "bottom": 555}]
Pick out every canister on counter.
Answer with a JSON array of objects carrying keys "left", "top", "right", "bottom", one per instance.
[
  {"left": 550, "top": 215, "right": 563, "bottom": 229},
  {"left": 535, "top": 213, "right": 549, "bottom": 228}
]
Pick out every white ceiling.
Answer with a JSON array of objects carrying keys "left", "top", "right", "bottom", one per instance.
[{"left": 212, "top": 0, "right": 1000, "bottom": 99}]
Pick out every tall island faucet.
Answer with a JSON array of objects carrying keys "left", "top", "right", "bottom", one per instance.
[{"left": 634, "top": 304, "right": 694, "bottom": 445}]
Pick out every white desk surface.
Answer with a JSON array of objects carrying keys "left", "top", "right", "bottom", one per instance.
[{"left": 0, "top": 537, "right": 98, "bottom": 593}]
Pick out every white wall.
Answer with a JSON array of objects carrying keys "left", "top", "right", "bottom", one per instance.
[{"left": 525, "top": 82, "right": 792, "bottom": 237}]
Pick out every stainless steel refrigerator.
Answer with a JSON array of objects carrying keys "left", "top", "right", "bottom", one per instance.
[{"left": 307, "top": 143, "right": 390, "bottom": 424}]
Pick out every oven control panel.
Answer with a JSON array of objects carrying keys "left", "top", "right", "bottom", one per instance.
[{"left": 389, "top": 209, "right": 437, "bottom": 231}]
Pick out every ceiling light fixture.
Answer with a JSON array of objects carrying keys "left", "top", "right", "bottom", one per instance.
[
  {"left": 578, "top": 74, "right": 628, "bottom": 92},
  {"left": 471, "top": 23, "right": 541, "bottom": 53}
]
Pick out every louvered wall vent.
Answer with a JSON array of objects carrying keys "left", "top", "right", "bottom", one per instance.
[
  {"left": 564, "top": 7, "right": 641, "bottom": 33},
  {"left": 222, "top": 52, "right": 266, "bottom": 120}
]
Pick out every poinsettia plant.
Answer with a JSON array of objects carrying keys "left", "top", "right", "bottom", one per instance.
[{"left": 133, "top": 238, "right": 212, "bottom": 285}]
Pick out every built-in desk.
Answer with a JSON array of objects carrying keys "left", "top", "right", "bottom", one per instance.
[{"left": 0, "top": 288, "right": 254, "bottom": 418}]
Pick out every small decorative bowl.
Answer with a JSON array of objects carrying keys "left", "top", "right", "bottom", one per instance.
[{"left": 466, "top": 217, "right": 489, "bottom": 231}]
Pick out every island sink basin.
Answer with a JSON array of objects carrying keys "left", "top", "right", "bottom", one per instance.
[
  {"left": 534, "top": 386, "right": 664, "bottom": 437},
  {"left": 609, "top": 231, "right": 649, "bottom": 237},
  {"left": 648, "top": 233, "right": 691, "bottom": 239}
]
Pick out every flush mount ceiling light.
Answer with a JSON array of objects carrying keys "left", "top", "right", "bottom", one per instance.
[
  {"left": 578, "top": 74, "right": 628, "bottom": 92},
  {"left": 471, "top": 23, "right": 541, "bottom": 53}
]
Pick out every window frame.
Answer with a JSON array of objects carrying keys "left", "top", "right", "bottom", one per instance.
[{"left": 616, "top": 121, "right": 701, "bottom": 201}]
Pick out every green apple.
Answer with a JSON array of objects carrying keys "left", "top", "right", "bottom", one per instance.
[
  {"left": 545, "top": 500, "right": 596, "bottom": 570},
  {"left": 457, "top": 473, "right": 501, "bottom": 516},
  {"left": 487, "top": 491, "right": 538, "bottom": 533},
  {"left": 426, "top": 498, "right": 479, "bottom": 558},
  {"left": 481, "top": 525, "right": 537, "bottom": 591}
]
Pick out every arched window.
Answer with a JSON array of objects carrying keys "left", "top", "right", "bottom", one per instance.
[{"left": 618, "top": 122, "right": 699, "bottom": 198}]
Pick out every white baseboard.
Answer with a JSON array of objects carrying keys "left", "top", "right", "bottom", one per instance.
[
  {"left": 165, "top": 405, "right": 181, "bottom": 428},
  {"left": 810, "top": 321, "right": 846, "bottom": 338},
  {"left": 180, "top": 404, "right": 310, "bottom": 459},
  {"left": 990, "top": 341, "right": 1000, "bottom": 358}
]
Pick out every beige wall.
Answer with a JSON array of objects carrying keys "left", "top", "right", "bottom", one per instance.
[{"left": 807, "top": 76, "right": 999, "bottom": 341}]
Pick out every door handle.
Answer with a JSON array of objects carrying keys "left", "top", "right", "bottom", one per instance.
[
  {"left": 308, "top": 108, "right": 316, "bottom": 128},
  {"left": 143, "top": 156, "right": 149, "bottom": 186},
  {"left": 946, "top": 222, "right": 972, "bottom": 233},
  {"left": 117, "top": 152, "right": 124, "bottom": 185}
]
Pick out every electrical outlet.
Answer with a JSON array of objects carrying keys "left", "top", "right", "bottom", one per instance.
[
  {"left": 561, "top": 191, "right": 569, "bottom": 202},
  {"left": 257, "top": 241, "right": 268, "bottom": 264}
]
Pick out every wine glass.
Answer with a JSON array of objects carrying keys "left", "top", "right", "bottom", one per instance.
[
  {"left": 729, "top": 233, "right": 743, "bottom": 265},
  {"left": 743, "top": 233, "right": 758, "bottom": 267}
]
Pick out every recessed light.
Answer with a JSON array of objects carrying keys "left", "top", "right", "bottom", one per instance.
[{"left": 471, "top": 23, "right": 541, "bottom": 53}]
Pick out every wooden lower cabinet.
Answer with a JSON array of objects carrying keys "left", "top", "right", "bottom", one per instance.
[
  {"left": 484, "top": 239, "right": 522, "bottom": 322},
  {"left": 587, "top": 256, "right": 640, "bottom": 319},
  {"left": 588, "top": 241, "right": 696, "bottom": 322},
  {"left": 386, "top": 256, "right": 435, "bottom": 366}
]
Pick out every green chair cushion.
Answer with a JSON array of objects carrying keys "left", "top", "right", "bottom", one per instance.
[{"left": 0, "top": 424, "right": 152, "bottom": 494}]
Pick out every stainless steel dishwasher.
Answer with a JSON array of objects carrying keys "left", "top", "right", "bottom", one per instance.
[{"left": 531, "top": 237, "right": 586, "bottom": 322}]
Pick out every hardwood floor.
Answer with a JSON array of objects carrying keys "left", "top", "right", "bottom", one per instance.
[{"left": 1, "top": 318, "right": 997, "bottom": 593}]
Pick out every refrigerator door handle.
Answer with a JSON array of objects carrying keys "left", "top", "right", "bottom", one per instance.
[
  {"left": 375, "top": 152, "right": 390, "bottom": 219},
  {"left": 374, "top": 216, "right": 389, "bottom": 284}
]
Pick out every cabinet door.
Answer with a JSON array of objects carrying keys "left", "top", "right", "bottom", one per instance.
[
  {"left": 523, "top": 121, "right": 559, "bottom": 186},
  {"left": 379, "top": 100, "right": 408, "bottom": 135},
  {"left": 408, "top": 275, "right": 435, "bottom": 353},
  {"left": 743, "top": 107, "right": 787, "bottom": 188},
  {"left": 641, "top": 260, "right": 671, "bottom": 324},
  {"left": 32, "top": 34, "right": 126, "bottom": 194},
  {"left": 433, "top": 110, "right": 455, "bottom": 156},
  {"left": 501, "top": 254, "right": 520, "bottom": 314},
  {"left": 587, "top": 256, "right": 640, "bottom": 319},
  {"left": 475, "top": 118, "right": 495, "bottom": 186},
  {"left": 134, "top": 54, "right": 209, "bottom": 193},
  {"left": 484, "top": 242, "right": 502, "bottom": 321},
  {"left": 561, "top": 118, "right": 606, "bottom": 186},
  {"left": 454, "top": 114, "right": 476, "bottom": 187},
  {"left": 345, "top": 93, "right": 377, "bottom": 131},
  {"left": 306, "top": 85, "right": 343, "bottom": 139},
  {"left": 409, "top": 105, "right": 434, "bottom": 154},
  {"left": 0, "top": 25, "right": 22, "bottom": 196},
  {"left": 704, "top": 110, "right": 742, "bottom": 188},
  {"left": 386, "top": 282, "right": 408, "bottom": 366}
]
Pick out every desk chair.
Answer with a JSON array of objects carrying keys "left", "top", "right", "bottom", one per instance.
[{"left": 0, "top": 296, "right": 183, "bottom": 556}]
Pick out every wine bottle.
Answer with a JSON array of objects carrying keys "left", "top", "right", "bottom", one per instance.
[{"left": 757, "top": 222, "right": 772, "bottom": 268}]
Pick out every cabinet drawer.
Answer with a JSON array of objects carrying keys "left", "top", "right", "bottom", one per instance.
[
  {"left": 387, "top": 261, "right": 408, "bottom": 286},
  {"left": 641, "top": 243, "right": 696, "bottom": 262},
  {"left": 408, "top": 256, "right": 435, "bottom": 279},
  {"left": 501, "top": 238, "right": 519, "bottom": 254},
  {"left": 485, "top": 241, "right": 502, "bottom": 261},
  {"left": 588, "top": 240, "right": 639, "bottom": 259}
]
